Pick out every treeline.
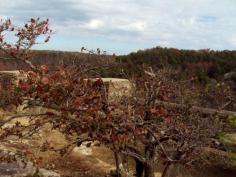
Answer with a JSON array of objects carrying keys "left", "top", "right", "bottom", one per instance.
[
  {"left": 116, "top": 47, "right": 236, "bottom": 80},
  {"left": 0, "top": 47, "right": 236, "bottom": 80},
  {"left": 0, "top": 50, "right": 115, "bottom": 71}
]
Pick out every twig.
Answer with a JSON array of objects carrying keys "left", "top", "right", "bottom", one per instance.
[{"left": 0, "top": 113, "right": 48, "bottom": 127}]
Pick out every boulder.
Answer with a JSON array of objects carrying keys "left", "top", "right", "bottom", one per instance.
[
  {"left": 0, "top": 70, "right": 26, "bottom": 86},
  {"left": 0, "top": 71, "right": 133, "bottom": 104},
  {"left": 100, "top": 78, "right": 133, "bottom": 103},
  {"left": 224, "top": 72, "right": 236, "bottom": 81},
  {"left": 0, "top": 145, "right": 60, "bottom": 177}
]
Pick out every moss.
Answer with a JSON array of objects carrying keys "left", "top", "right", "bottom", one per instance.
[
  {"left": 218, "top": 133, "right": 236, "bottom": 145},
  {"left": 218, "top": 133, "right": 236, "bottom": 153},
  {"left": 228, "top": 115, "right": 236, "bottom": 127},
  {"left": 229, "top": 152, "right": 236, "bottom": 162}
]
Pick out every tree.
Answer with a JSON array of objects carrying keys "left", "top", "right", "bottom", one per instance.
[{"left": 0, "top": 18, "right": 227, "bottom": 177}]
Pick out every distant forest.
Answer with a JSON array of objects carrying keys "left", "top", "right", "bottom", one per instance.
[
  {"left": 0, "top": 47, "right": 236, "bottom": 81},
  {"left": 116, "top": 47, "right": 236, "bottom": 79}
]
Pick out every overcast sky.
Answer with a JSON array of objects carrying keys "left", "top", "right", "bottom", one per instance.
[{"left": 1, "top": 0, "right": 236, "bottom": 54}]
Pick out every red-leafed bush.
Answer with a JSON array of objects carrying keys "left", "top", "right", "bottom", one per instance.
[{"left": 0, "top": 18, "right": 230, "bottom": 177}]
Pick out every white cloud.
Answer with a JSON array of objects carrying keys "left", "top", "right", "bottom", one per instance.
[
  {"left": 86, "top": 19, "right": 104, "bottom": 29},
  {"left": 123, "top": 21, "right": 146, "bottom": 32},
  {"left": 228, "top": 35, "right": 236, "bottom": 47},
  {"left": 0, "top": 0, "right": 236, "bottom": 53}
]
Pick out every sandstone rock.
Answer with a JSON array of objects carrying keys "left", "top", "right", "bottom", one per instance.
[
  {"left": 0, "top": 71, "right": 133, "bottom": 104},
  {"left": 100, "top": 78, "right": 133, "bottom": 103},
  {"left": 224, "top": 72, "right": 236, "bottom": 81},
  {"left": 0, "top": 145, "right": 60, "bottom": 177},
  {"left": 0, "top": 70, "right": 26, "bottom": 85}
]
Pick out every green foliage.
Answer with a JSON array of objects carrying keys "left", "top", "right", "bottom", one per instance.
[
  {"left": 228, "top": 115, "right": 236, "bottom": 127},
  {"left": 1, "top": 46, "right": 236, "bottom": 80},
  {"left": 229, "top": 152, "right": 236, "bottom": 162},
  {"left": 218, "top": 133, "right": 236, "bottom": 152},
  {"left": 116, "top": 47, "right": 236, "bottom": 79}
]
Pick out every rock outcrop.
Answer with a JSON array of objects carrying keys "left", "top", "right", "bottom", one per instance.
[
  {"left": 224, "top": 71, "right": 236, "bottom": 81},
  {"left": 0, "top": 145, "right": 60, "bottom": 177}
]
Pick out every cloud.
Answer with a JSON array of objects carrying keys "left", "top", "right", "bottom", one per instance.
[
  {"left": 0, "top": 0, "right": 236, "bottom": 54},
  {"left": 86, "top": 19, "right": 104, "bottom": 29}
]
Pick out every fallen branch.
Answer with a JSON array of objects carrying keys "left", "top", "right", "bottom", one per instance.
[
  {"left": 155, "top": 101, "right": 236, "bottom": 117},
  {"left": 0, "top": 113, "right": 48, "bottom": 127}
]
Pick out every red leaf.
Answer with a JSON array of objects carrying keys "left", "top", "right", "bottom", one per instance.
[
  {"left": 74, "top": 97, "right": 81, "bottom": 106},
  {"left": 111, "top": 134, "right": 118, "bottom": 141},
  {"left": 164, "top": 116, "right": 171, "bottom": 124},
  {"left": 30, "top": 18, "right": 36, "bottom": 24},
  {"left": 93, "top": 78, "right": 103, "bottom": 87},
  {"left": 41, "top": 77, "right": 50, "bottom": 85},
  {"left": 36, "top": 85, "right": 44, "bottom": 94},
  {"left": 159, "top": 107, "right": 167, "bottom": 116},
  {"left": 44, "top": 37, "right": 50, "bottom": 43},
  {"left": 40, "top": 65, "right": 48, "bottom": 72},
  {"left": 6, "top": 44, "right": 11, "bottom": 48},
  {"left": 27, "top": 71, "right": 37, "bottom": 78},
  {"left": 150, "top": 107, "right": 157, "bottom": 114},
  {"left": 19, "top": 80, "right": 30, "bottom": 91}
]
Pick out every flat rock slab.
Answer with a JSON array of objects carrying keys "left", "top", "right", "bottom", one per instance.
[
  {"left": 0, "top": 159, "right": 60, "bottom": 177},
  {"left": 0, "top": 145, "right": 60, "bottom": 177}
]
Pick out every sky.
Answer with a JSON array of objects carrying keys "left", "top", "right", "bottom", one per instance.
[{"left": 0, "top": 0, "right": 236, "bottom": 54}]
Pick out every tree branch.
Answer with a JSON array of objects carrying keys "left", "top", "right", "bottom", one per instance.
[{"left": 0, "top": 113, "right": 48, "bottom": 127}]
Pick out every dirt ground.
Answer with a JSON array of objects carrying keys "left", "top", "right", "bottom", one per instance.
[
  {"left": 0, "top": 120, "right": 115, "bottom": 176},
  {"left": 38, "top": 153, "right": 109, "bottom": 177},
  {"left": 1, "top": 111, "right": 236, "bottom": 177}
]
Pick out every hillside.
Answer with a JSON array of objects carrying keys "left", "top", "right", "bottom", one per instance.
[
  {"left": 0, "top": 47, "right": 236, "bottom": 81},
  {"left": 116, "top": 47, "right": 236, "bottom": 80},
  {"left": 0, "top": 50, "right": 115, "bottom": 71}
]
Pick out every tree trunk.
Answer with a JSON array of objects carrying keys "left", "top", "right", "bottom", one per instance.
[
  {"left": 135, "top": 159, "right": 144, "bottom": 177},
  {"left": 161, "top": 162, "right": 170, "bottom": 177},
  {"left": 112, "top": 143, "right": 121, "bottom": 177},
  {"left": 144, "top": 163, "right": 155, "bottom": 177},
  {"left": 143, "top": 110, "right": 156, "bottom": 177},
  {"left": 113, "top": 151, "right": 121, "bottom": 177}
]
